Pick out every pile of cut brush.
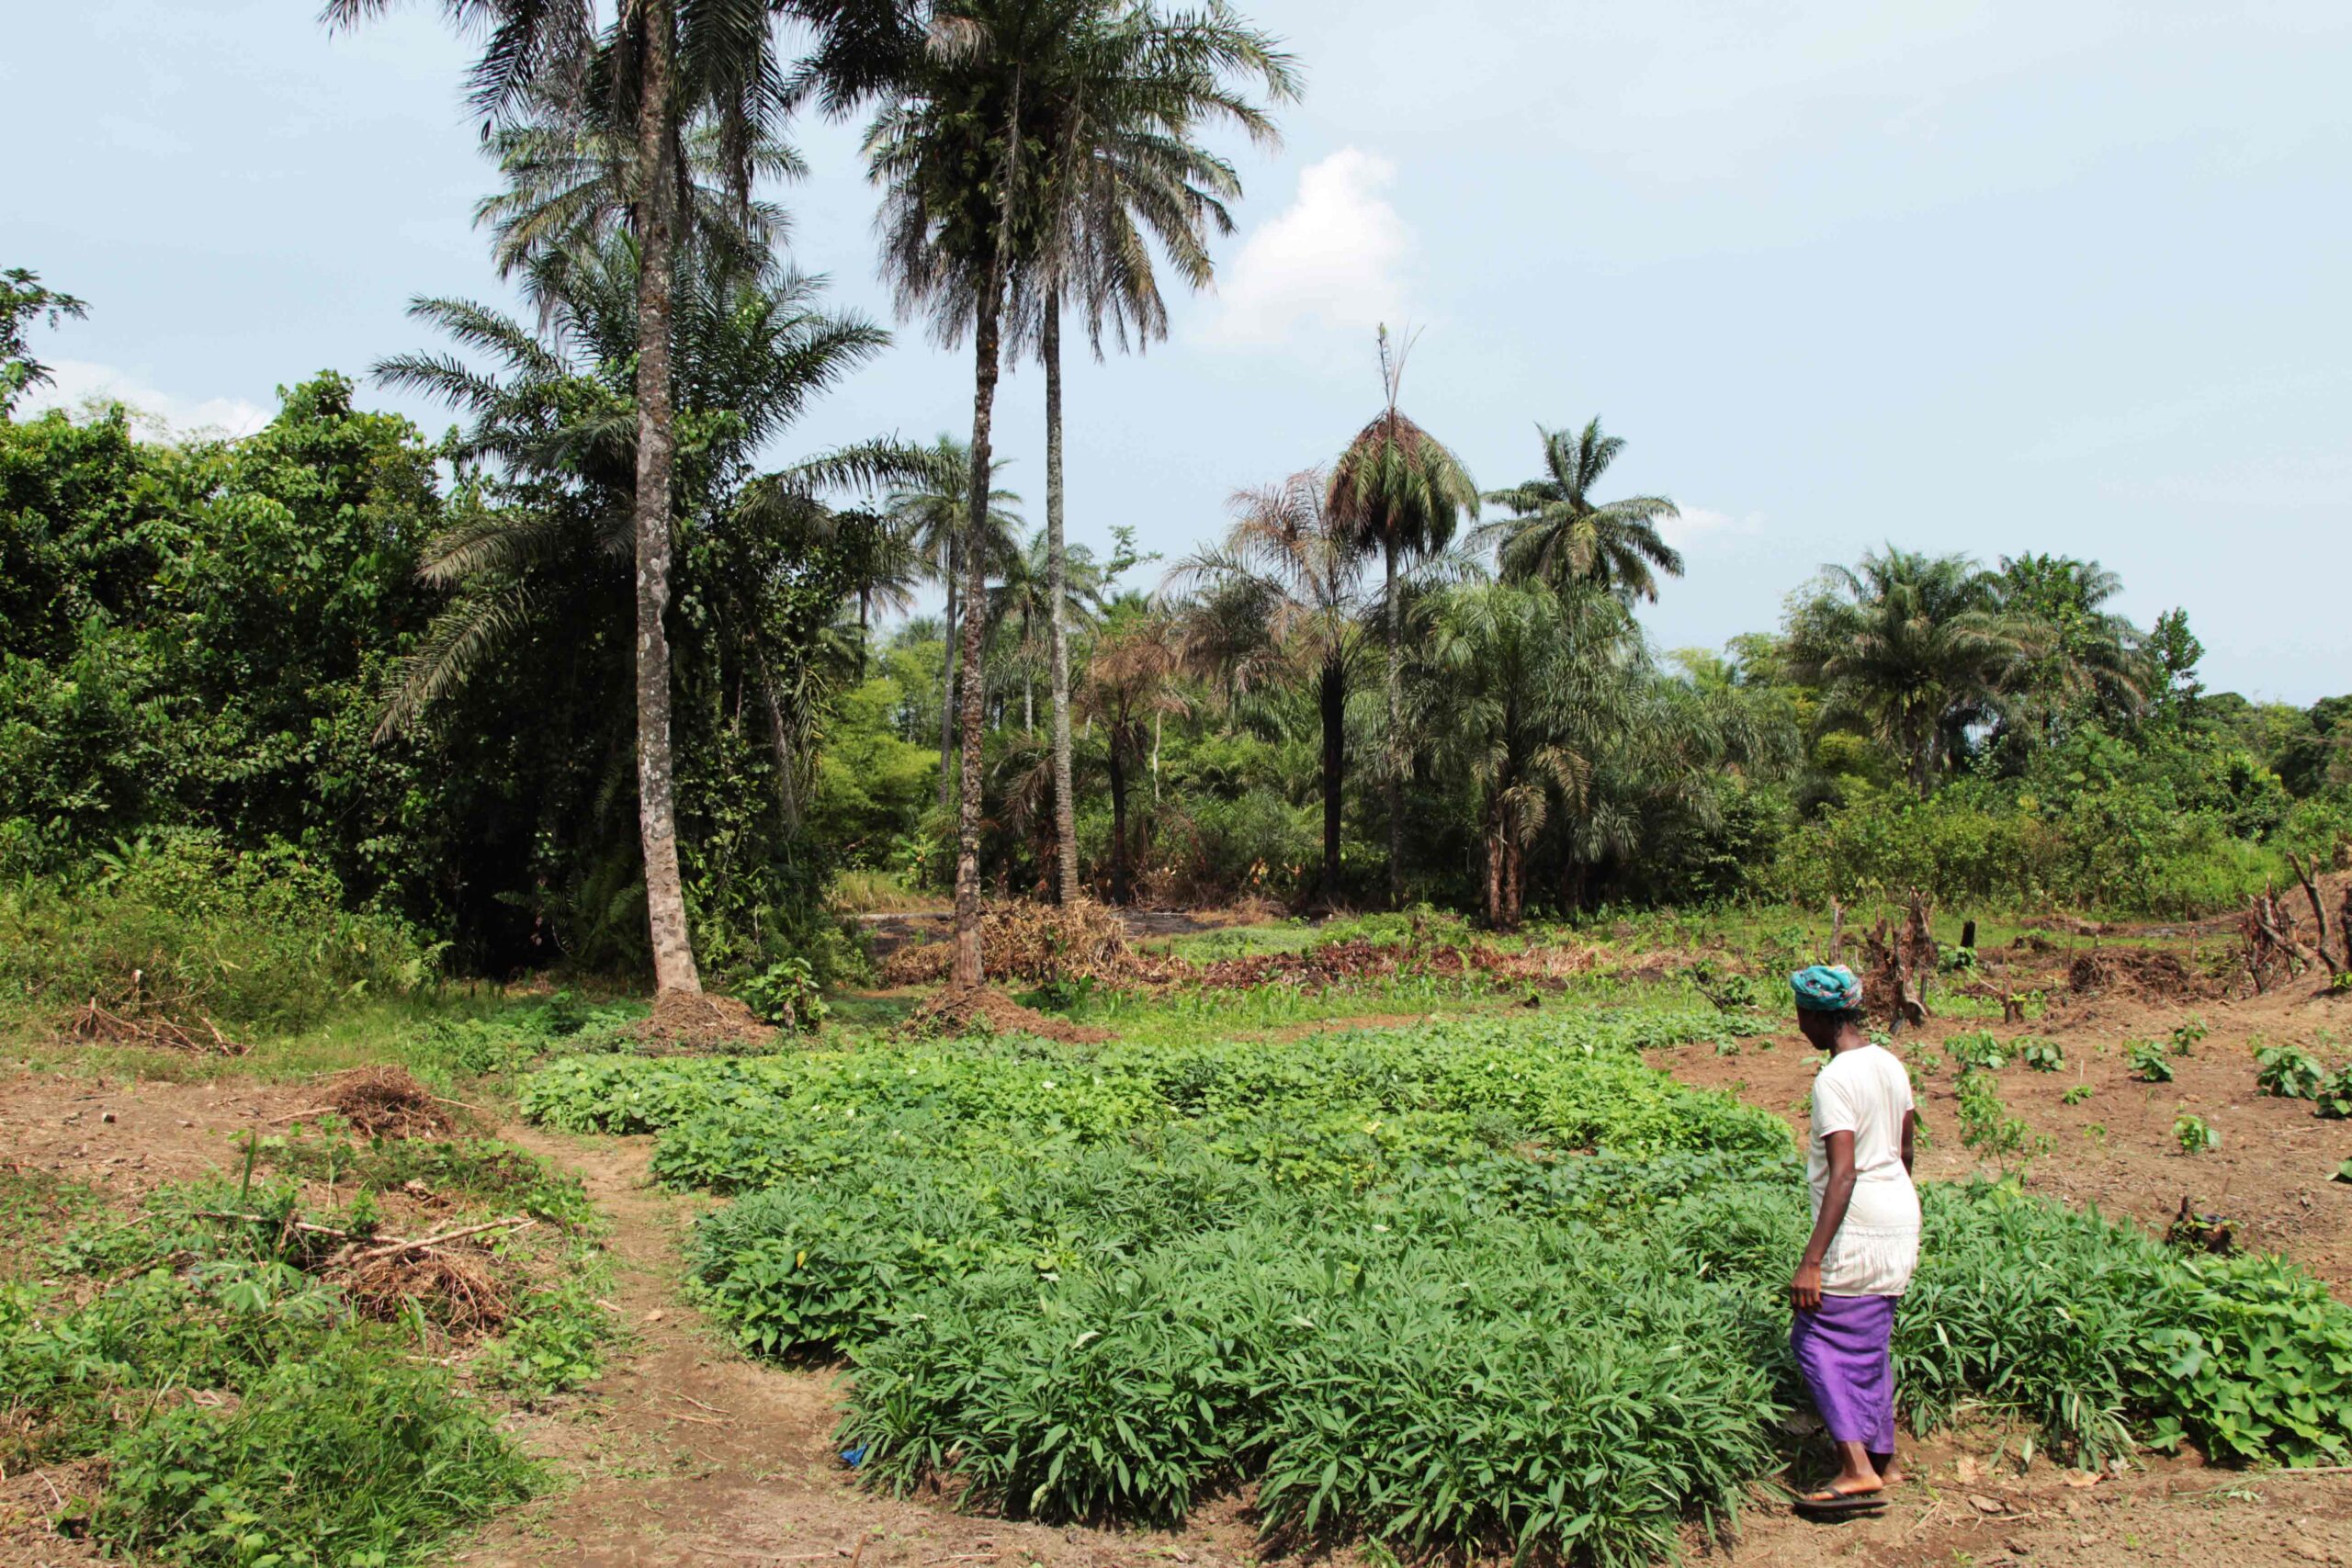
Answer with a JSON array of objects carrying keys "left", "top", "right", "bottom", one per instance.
[
  {"left": 877, "top": 900, "right": 1560, "bottom": 996},
  {"left": 1189, "top": 937, "right": 1514, "bottom": 991},
  {"left": 877, "top": 900, "right": 1139, "bottom": 987}
]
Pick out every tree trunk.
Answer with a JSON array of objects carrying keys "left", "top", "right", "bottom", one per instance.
[
  {"left": 1384, "top": 541, "right": 1402, "bottom": 908},
  {"left": 1483, "top": 826, "right": 1503, "bottom": 930},
  {"left": 1319, "top": 660, "right": 1346, "bottom": 907},
  {"left": 937, "top": 533, "right": 958, "bottom": 818},
  {"left": 628, "top": 0, "right": 699, "bottom": 997},
  {"left": 756, "top": 647, "right": 800, "bottom": 834},
  {"left": 1107, "top": 742, "right": 1129, "bottom": 905},
  {"left": 1044, "top": 299, "right": 1080, "bottom": 907},
  {"left": 952, "top": 272, "right": 1005, "bottom": 990}
]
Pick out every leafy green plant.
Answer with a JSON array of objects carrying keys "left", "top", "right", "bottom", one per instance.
[
  {"left": 2170, "top": 1018, "right": 2209, "bottom": 1055},
  {"left": 2128, "top": 1041, "right": 2175, "bottom": 1082},
  {"left": 2062, "top": 1084, "right": 2094, "bottom": 1106},
  {"left": 2174, "top": 1113, "right": 2219, "bottom": 1154},
  {"left": 1955, "top": 1069, "right": 2046, "bottom": 1164},
  {"left": 94, "top": 1338, "right": 538, "bottom": 1565},
  {"left": 1945, "top": 1030, "right": 2007, "bottom": 1073},
  {"left": 2018, "top": 1037, "right": 2064, "bottom": 1072},
  {"left": 2255, "top": 1043, "right": 2325, "bottom": 1100},
  {"left": 2315, "top": 1066, "right": 2352, "bottom": 1120},
  {"left": 1940, "top": 944, "right": 1978, "bottom": 974},
  {"left": 736, "top": 957, "right": 828, "bottom": 1033}
]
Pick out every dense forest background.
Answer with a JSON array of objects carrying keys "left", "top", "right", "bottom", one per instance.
[{"left": 6, "top": 260, "right": 2349, "bottom": 998}]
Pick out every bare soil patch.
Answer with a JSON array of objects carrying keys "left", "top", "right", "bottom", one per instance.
[{"left": 636, "top": 990, "right": 775, "bottom": 1052}]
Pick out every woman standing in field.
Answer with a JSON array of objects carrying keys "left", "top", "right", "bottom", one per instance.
[{"left": 1786, "top": 964, "right": 1920, "bottom": 1513}]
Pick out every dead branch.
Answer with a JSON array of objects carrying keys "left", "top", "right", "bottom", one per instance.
[
  {"left": 345, "top": 1215, "right": 533, "bottom": 1265},
  {"left": 2286, "top": 853, "right": 2341, "bottom": 976}
]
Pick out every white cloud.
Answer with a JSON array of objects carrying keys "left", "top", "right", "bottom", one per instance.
[
  {"left": 1658, "top": 504, "right": 1766, "bottom": 552},
  {"left": 1204, "top": 148, "right": 1412, "bottom": 347},
  {"left": 20, "top": 360, "right": 271, "bottom": 440}
]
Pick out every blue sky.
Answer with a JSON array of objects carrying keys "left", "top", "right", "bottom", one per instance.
[{"left": 12, "top": 0, "right": 2348, "bottom": 702}]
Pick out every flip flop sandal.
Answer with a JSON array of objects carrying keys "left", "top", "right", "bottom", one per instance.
[{"left": 1785, "top": 1485, "right": 1887, "bottom": 1517}]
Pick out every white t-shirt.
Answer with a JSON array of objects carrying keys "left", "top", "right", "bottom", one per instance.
[{"left": 1806, "top": 1043, "right": 1922, "bottom": 1296}]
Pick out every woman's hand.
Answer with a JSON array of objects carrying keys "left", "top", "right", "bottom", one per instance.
[{"left": 1790, "top": 1259, "right": 1823, "bottom": 1311}]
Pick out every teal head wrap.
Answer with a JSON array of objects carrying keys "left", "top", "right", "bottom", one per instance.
[{"left": 1790, "top": 964, "right": 1862, "bottom": 1013}]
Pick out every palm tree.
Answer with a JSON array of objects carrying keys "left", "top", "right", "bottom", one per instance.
[
  {"left": 1015, "top": 1, "right": 1295, "bottom": 906},
  {"left": 1988, "top": 553, "right": 2149, "bottom": 746},
  {"left": 1165, "top": 468, "right": 1370, "bottom": 906},
  {"left": 866, "top": 0, "right": 1067, "bottom": 985},
  {"left": 988, "top": 525, "right": 1112, "bottom": 736},
  {"left": 1785, "top": 547, "right": 2030, "bottom": 793},
  {"left": 1076, "top": 612, "right": 1187, "bottom": 904},
  {"left": 1416, "top": 584, "right": 1591, "bottom": 929},
  {"left": 325, "top": 0, "right": 922, "bottom": 995},
  {"left": 1325, "top": 325, "right": 1478, "bottom": 907},
  {"left": 374, "top": 235, "right": 891, "bottom": 738},
  {"left": 884, "top": 435, "right": 1020, "bottom": 815},
  {"left": 1477, "top": 419, "right": 1684, "bottom": 604}
]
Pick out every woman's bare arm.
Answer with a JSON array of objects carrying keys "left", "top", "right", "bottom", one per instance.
[
  {"left": 1792, "top": 1128, "right": 1856, "bottom": 1311},
  {"left": 1900, "top": 1109, "right": 1916, "bottom": 1176}
]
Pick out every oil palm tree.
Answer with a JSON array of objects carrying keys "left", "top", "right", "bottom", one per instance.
[
  {"left": 988, "top": 525, "right": 1113, "bottom": 736},
  {"left": 1988, "top": 552, "right": 2149, "bottom": 745},
  {"left": 1478, "top": 418, "right": 1684, "bottom": 604},
  {"left": 1326, "top": 325, "right": 1478, "bottom": 907},
  {"left": 1015, "top": 0, "right": 1295, "bottom": 906},
  {"left": 1785, "top": 547, "right": 2030, "bottom": 793},
  {"left": 374, "top": 234, "right": 891, "bottom": 738},
  {"left": 325, "top": 0, "right": 922, "bottom": 995},
  {"left": 884, "top": 435, "right": 1021, "bottom": 814},
  {"left": 1165, "top": 468, "right": 1371, "bottom": 907}
]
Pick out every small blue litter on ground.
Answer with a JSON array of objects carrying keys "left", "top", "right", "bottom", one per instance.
[{"left": 841, "top": 1444, "right": 869, "bottom": 1468}]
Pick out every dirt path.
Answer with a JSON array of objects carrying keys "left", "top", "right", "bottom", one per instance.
[{"left": 464, "top": 1124, "right": 1259, "bottom": 1568}]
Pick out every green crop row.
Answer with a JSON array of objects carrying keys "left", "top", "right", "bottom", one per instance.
[{"left": 521, "top": 1009, "right": 1790, "bottom": 1196}]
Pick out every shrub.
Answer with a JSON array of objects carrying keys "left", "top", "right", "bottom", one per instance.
[
  {"left": 2018, "top": 1037, "right": 2064, "bottom": 1072},
  {"left": 0, "top": 830, "right": 435, "bottom": 1033},
  {"left": 2128, "top": 1041, "right": 2175, "bottom": 1082},
  {"left": 94, "top": 1338, "right": 537, "bottom": 1565},
  {"left": 736, "top": 956, "right": 830, "bottom": 1032},
  {"left": 2255, "top": 1043, "right": 2325, "bottom": 1100},
  {"left": 2315, "top": 1066, "right": 2352, "bottom": 1120}
]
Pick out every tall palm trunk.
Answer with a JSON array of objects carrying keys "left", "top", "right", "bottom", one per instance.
[
  {"left": 1383, "top": 539, "right": 1403, "bottom": 908},
  {"left": 629, "top": 0, "right": 699, "bottom": 997},
  {"left": 1318, "top": 660, "right": 1345, "bottom": 907},
  {"left": 1043, "top": 297, "right": 1080, "bottom": 906},
  {"left": 952, "top": 268, "right": 1005, "bottom": 989},
  {"left": 937, "top": 534, "right": 959, "bottom": 817}
]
